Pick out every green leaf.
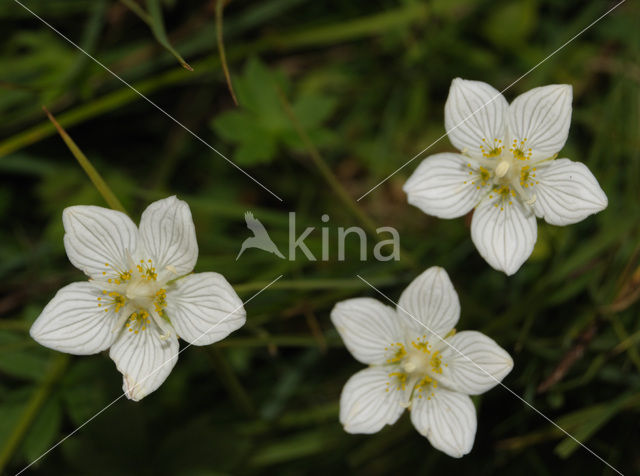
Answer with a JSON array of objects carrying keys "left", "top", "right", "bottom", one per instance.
[
  {"left": 292, "top": 95, "right": 338, "bottom": 129},
  {"left": 235, "top": 132, "right": 278, "bottom": 166},
  {"left": 144, "top": 0, "right": 193, "bottom": 70},
  {"left": 212, "top": 57, "right": 336, "bottom": 166}
]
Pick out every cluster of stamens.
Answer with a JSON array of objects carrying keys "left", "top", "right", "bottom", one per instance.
[
  {"left": 102, "top": 262, "right": 133, "bottom": 285},
  {"left": 154, "top": 288, "right": 167, "bottom": 315},
  {"left": 383, "top": 336, "right": 448, "bottom": 401},
  {"left": 480, "top": 137, "right": 502, "bottom": 157},
  {"left": 461, "top": 137, "right": 544, "bottom": 212},
  {"left": 95, "top": 258, "right": 169, "bottom": 336},
  {"left": 136, "top": 259, "right": 158, "bottom": 281},
  {"left": 509, "top": 138, "right": 532, "bottom": 160},
  {"left": 127, "top": 310, "right": 151, "bottom": 334},
  {"left": 97, "top": 290, "right": 125, "bottom": 313}
]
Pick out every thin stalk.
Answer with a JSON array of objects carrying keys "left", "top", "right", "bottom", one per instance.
[
  {"left": 0, "top": 354, "right": 69, "bottom": 473},
  {"left": 0, "top": 2, "right": 427, "bottom": 158},
  {"left": 215, "top": 0, "right": 238, "bottom": 105},
  {"left": 276, "top": 87, "right": 378, "bottom": 236},
  {"left": 43, "top": 107, "right": 127, "bottom": 214},
  {"left": 120, "top": 0, "right": 193, "bottom": 71},
  {"left": 276, "top": 88, "right": 416, "bottom": 266},
  {"left": 119, "top": 0, "right": 153, "bottom": 24},
  {"left": 610, "top": 314, "right": 640, "bottom": 373}
]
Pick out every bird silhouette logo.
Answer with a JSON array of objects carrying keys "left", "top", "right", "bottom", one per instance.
[{"left": 236, "top": 211, "right": 285, "bottom": 260}]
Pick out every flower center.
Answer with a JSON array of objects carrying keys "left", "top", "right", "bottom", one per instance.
[
  {"left": 466, "top": 137, "right": 542, "bottom": 210},
  {"left": 96, "top": 258, "right": 170, "bottom": 336},
  {"left": 126, "top": 276, "right": 157, "bottom": 304},
  {"left": 384, "top": 336, "right": 447, "bottom": 400}
]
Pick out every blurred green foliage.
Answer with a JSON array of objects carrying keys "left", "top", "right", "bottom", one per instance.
[
  {"left": 0, "top": 0, "right": 639, "bottom": 474},
  {"left": 212, "top": 57, "right": 337, "bottom": 165}
]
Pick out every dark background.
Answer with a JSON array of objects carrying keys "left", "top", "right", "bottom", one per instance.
[{"left": 0, "top": 0, "right": 638, "bottom": 474}]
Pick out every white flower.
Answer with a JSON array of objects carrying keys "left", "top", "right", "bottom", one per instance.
[
  {"left": 404, "top": 78, "right": 608, "bottom": 275},
  {"left": 331, "top": 267, "right": 512, "bottom": 458},
  {"left": 30, "top": 196, "right": 246, "bottom": 401}
]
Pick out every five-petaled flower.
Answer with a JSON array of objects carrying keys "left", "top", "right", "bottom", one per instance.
[
  {"left": 30, "top": 196, "right": 246, "bottom": 401},
  {"left": 404, "top": 78, "right": 608, "bottom": 275},
  {"left": 331, "top": 267, "right": 512, "bottom": 457}
]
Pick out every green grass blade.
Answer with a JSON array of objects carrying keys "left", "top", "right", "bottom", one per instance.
[
  {"left": 43, "top": 107, "right": 127, "bottom": 214},
  {"left": 145, "top": 0, "right": 194, "bottom": 71},
  {"left": 216, "top": 0, "right": 238, "bottom": 105},
  {"left": 0, "top": 354, "right": 69, "bottom": 474}
]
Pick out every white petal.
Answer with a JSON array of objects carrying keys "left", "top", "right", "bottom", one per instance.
[
  {"left": 471, "top": 196, "right": 537, "bottom": 275},
  {"left": 410, "top": 386, "right": 477, "bottom": 458},
  {"left": 508, "top": 84, "right": 572, "bottom": 158},
  {"left": 531, "top": 158, "right": 608, "bottom": 226},
  {"left": 340, "top": 367, "right": 406, "bottom": 434},
  {"left": 63, "top": 206, "right": 138, "bottom": 279},
  {"left": 109, "top": 324, "right": 179, "bottom": 401},
  {"left": 165, "top": 272, "right": 245, "bottom": 346},
  {"left": 331, "top": 298, "right": 403, "bottom": 365},
  {"left": 30, "top": 282, "right": 117, "bottom": 355},
  {"left": 438, "top": 331, "right": 513, "bottom": 395},
  {"left": 444, "top": 78, "right": 509, "bottom": 158},
  {"left": 404, "top": 153, "right": 487, "bottom": 219},
  {"left": 138, "top": 196, "right": 198, "bottom": 276},
  {"left": 397, "top": 267, "right": 460, "bottom": 339}
]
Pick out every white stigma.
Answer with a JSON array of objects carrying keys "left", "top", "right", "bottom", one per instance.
[
  {"left": 125, "top": 277, "right": 156, "bottom": 302},
  {"left": 402, "top": 351, "right": 428, "bottom": 375},
  {"left": 495, "top": 160, "right": 510, "bottom": 178}
]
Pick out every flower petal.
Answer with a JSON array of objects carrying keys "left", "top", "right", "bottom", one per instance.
[
  {"left": 437, "top": 331, "right": 513, "bottom": 395},
  {"left": 340, "top": 367, "right": 406, "bottom": 434},
  {"left": 331, "top": 298, "right": 403, "bottom": 365},
  {"left": 410, "top": 386, "right": 477, "bottom": 458},
  {"left": 445, "top": 78, "right": 508, "bottom": 158},
  {"left": 165, "top": 272, "right": 245, "bottom": 346},
  {"left": 63, "top": 206, "right": 138, "bottom": 279},
  {"left": 109, "top": 324, "right": 179, "bottom": 401},
  {"left": 30, "top": 282, "right": 117, "bottom": 355},
  {"left": 397, "top": 267, "right": 460, "bottom": 339},
  {"left": 531, "top": 158, "right": 608, "bottom": 226},
  {"left": 138, "top": 196, "right": 198, "bottom": 276},
  {"left": 508, "top": 84, "right": 572, "bottom": 159},
  {"left": 471, "top": 196, "right": 537, "bottom": 275},
  {"left": 404, "top": 153, "right": 487, "bottom": 219}
]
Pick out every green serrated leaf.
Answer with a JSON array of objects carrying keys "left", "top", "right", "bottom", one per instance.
[{"left": 212, "top": 57, "right": 336, "bottom": 166}]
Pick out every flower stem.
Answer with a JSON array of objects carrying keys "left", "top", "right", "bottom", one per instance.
[
  {"left": 215, "top": 0, "right": 238, "bottom": 105},
  {"left": 0, "top": 353, "right": 69, "bottom": 473},
  {"left": 276, "top": 87, "right": 378, "bottom": 236},
  {"left": 276, "top": 88, "right": 417, "bottom": 267},
  {"left": 42, "top": 107, "right": 127, "bottom": 214}
]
